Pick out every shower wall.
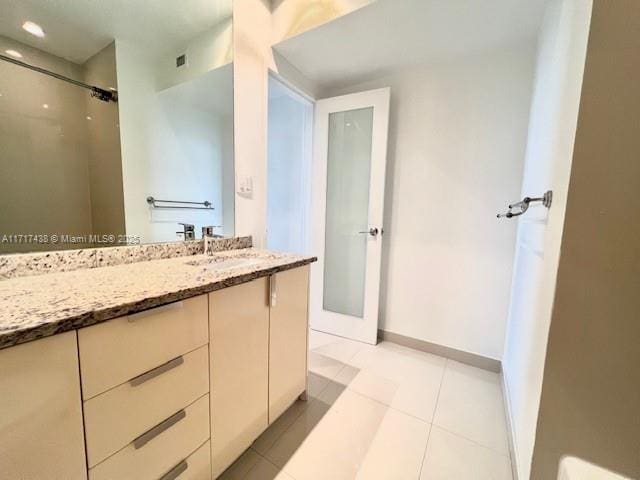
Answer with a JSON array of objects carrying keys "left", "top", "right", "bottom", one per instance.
[
  {"left": 83, "top": 43, "right": 126, "bottom": 238},
  {"left": 0, "top": 36, "right": 124, "bottom": 253},
  {"left": 0, "top": 36, "right": 93, "bottom": 252}
]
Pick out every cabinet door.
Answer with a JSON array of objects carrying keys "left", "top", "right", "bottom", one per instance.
[
  {"left": 0, "top": 332, "right": 87, "bottom": 480},
  {"left": 209, "top": 278, "right": 269, "bottom": 478},
  {"left": 269, "top": 265, "right": 310, "bottom": 422}
]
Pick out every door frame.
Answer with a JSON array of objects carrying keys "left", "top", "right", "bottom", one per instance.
[
  {"left": 266, "top": 71, "right": 315, "bottom": 254},
  {"left": 309, "top": 87, "right": 390, "bottom": 345}
]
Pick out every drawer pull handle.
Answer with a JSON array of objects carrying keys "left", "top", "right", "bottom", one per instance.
[
  {"left": 159, "top": 460, "right": 188, "bottom": 480},
  {"left": 133, "top": 409, "right": 186, "bottom": 449},
  {"left": 129, "top": 356, "right": 184, "bottom": 387},
  {"left": 128, "top": 301, "right": 184, "bottom": 322}
]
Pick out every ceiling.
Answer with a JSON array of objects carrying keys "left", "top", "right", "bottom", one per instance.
[
  {"left": 274, "top": 0, "right": 550, "bottom": 91},
  {"left": 0, "top": 0, "right": 233, "bottom": 64}
]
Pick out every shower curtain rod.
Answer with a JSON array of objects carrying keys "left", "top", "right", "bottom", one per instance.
[{"left": 0, "top": 53, "right": 118, "bottom": 103}]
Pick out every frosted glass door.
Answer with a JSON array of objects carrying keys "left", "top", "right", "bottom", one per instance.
[
  {"left": 311, "top": 88, "right": 390, "bottom": 344},
  {"left": 323, "top": 108, "right": 374, "bottom": 318}
]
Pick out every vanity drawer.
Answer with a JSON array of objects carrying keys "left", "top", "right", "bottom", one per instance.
[
  {"left": 160, "top": 440, "right": 211, "bottom": 480},
  {"left": 84, "top": 345, "right": 209, "bottom": 467},
  {"left": 78, "top": 295, "right": 208, "bottom": 398},
  {"left": 89, "top": 394, "right": 210, "bottom": 480}
]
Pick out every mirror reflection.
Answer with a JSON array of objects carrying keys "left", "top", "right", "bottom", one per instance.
[{"left": 0, "top": 0, "right": 234, "bottom": 253}]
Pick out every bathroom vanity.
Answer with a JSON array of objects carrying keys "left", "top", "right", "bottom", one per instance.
[{"left": 0, "top": 241, "right": 315, "bottom": 479}]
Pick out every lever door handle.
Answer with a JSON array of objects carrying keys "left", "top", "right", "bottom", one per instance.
[{"left": 358, "top": 227, "right": 379, "bottom": 237}]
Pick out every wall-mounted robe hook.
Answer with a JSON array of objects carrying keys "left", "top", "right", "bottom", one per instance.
[{"left": 497, "top": 190, "right": 553, "bottom": 219}]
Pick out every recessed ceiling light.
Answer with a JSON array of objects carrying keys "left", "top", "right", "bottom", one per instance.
[
  {"left": 86, "top": 116, "right": 92, "bottom": 120},
  {"left": 22, "top": 21, "right": 45, "bottom": 38},
  {"left": 42, "top": 104, "right": 49, "bottom": 109},
  {"left": 5, "top": 49, "right": 23, "bottom": 59}
]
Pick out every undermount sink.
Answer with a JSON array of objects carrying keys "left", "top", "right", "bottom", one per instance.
[{"left": 185, "top": 256, "right": 262, "bottom": 271}]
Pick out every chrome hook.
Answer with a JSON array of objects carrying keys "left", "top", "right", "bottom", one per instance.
[{"left": 497, "top": 190, "right": 552, "bottom": 219}]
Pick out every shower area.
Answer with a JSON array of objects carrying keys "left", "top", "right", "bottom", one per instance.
[{"left": 0, "top": 35, "right": 124, "bottom": 252}]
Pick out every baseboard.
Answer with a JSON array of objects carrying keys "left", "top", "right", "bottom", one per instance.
[
  {"left": 377, "top": 329, "right": 501, "bottom": 373},
  {"left": 501, "top": 370, "right": 520, "bottom": 480}
]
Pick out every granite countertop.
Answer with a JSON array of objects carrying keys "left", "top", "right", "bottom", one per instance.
[{"left": 0, "top": 248, "right": 316, "bottom": 350}]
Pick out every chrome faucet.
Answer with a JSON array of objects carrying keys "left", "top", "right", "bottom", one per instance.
[
  {"left": 202, "top": 225, "right": 224, "bottom": 254},
  {"left": 177, "top": 223, "right": 195, "bottom": 240}
]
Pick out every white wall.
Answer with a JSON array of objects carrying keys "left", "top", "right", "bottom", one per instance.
[
  {"left": 147, "top": 90, "right": 228, "bottom": 241},
  {"left": 156, "top": 17, "right": 233, "bottom": 92},
  {"left": 232, "top": 0, "right": 272, "bottom": 246},
  {"left": 115, "top": 40, "right": 154, "bottom": 242},
  {"left": 116, "top": 41, "right": 234, "bottom": 243},
  {"left": 232, "top": 0, "right": 375, "bottom": 246},
  {"left": 501, "top": 1, "right": 593, "bottom": 478},
  {"left": 325, "top": 45, "right": 536, "bottom": 359}
]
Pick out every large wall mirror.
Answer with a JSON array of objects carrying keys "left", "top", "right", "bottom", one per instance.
[{"left": 0, "top": 0, "right": 234, "bottom": 254}]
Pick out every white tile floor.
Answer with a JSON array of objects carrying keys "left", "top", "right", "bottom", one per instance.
[{"left": 220, "top": 330, "right": 513, "bottom": 480}]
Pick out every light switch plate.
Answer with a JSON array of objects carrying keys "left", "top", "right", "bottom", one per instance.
[{"left": 237, "top": 175, "right": 253, "bottom": 198}]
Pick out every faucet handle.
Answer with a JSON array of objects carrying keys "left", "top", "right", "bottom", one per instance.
[{"left": 178, "top": 223, "right": 195, "bottom": 240}]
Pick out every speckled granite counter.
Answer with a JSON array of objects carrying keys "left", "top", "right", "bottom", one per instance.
[{"left": 0, "top": 248, "right": 316, "bottom": 350}]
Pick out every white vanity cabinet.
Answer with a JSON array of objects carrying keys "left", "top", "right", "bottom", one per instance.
[
  {"left": 268, "top": 265, "right": 310, "bottom": 421},
  {"left": 0, "top": 331, "right": 87, "bottom": 480},
  {"left": 0, "top": 264, "right": 311, "bottom": 480},
  {"left": 209, "top": 265, "right": 310, "bottom": 478},
  {"left": 209, "top": 276, "right": 270, "bottom": 478},
  {"left": 78, "top": 295, "right": 211, "bottom": 480}
]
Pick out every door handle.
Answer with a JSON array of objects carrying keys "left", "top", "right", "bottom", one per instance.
[{"left": 358, "top": 227, "right": 379, "bottom": 237}]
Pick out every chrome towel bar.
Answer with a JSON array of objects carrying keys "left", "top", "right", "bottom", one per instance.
[{"left": 146, "top": 196, "right": 214, "bottom": 210}]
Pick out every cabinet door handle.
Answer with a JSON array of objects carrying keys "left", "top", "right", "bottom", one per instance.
[
  {"left": 133, "top": 409, "right": 186, "bottom": 449},
  {"left": 128, "top": 301, "right": 184, "bottom": 323},
  {"left": 129, "top": 356, "right": 184, "bottom": 387},
  {"left": 159, "top": 460, "right": 188, "bottom": 480},
  {"left": 270, "top": 275, "right": 277, "bottom": 307}
]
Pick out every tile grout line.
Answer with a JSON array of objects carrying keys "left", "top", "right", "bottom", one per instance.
[
  {"left": 252, "top": 339, "right": 362, "bottom": 470},
  {"left": 427, "top": 358, "right": 511, "bottom": 458},
  {"left": 252, "top": 396, "right": 317, "bottom": 459},
  {"left": 314, "top": 336, "right": 512, "bottom": 473},
  {"left": 346, "top": 387, "right": 432, "bottom": 425},
  {"left": 417, "top": 357, "right": 448, "bottom": 479},
  {"left": 314, "top": 343, "right": 449, "bottom": 424},
  {"left": 250, "top": 446, "right": 299, "bottom": 479},
  {"left": 430, "top": 358, "right": 448, "bottom": 425},
  {"left": 303, "top": 335, "right": 512, "bottom": 477},
  {"left": 430, "top": 424, "right": 512, "bottom": 459},
  {"left": 251, "top": 344, "right": 353, "bottom": 468}
]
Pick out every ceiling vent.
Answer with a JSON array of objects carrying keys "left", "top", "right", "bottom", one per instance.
[{"left": 176, "top": 54, "right": 187, "bottom": 68}]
